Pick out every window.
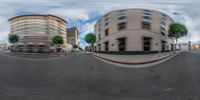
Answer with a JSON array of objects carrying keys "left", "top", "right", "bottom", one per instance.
[
  {"left": 98, "top": 34, "right": 101, "bottom": 40},
  {"left": 117, "top": 12, "right": 126, "bottom": 16},
  {"left": 117, "top": 10, "right": 127, "bottom": 16},
  {"left": 98, "top": 23, "right": 101, "bottom": 27},
  {"left": 104, "top": 14, "right": 109, "bottom": 18},
  {"left": 143, "top": 12, "right": 152, "bottom": 15},
  {"left": 161, "top": 41, "right": 167, "bottom": 51},
  {"left": 161, "top": 17, "right": 167, "bottom": 21},
  {"left": 143, "top": 16, "right": 152, "bottom": 20},
  {"left": 104, "top": 22, "right": 109, "bottom": 26},
  {"left": 143, "top": 10, "right": 152, "bottom": 12},
  {"left": 143, "top": 37, "right": 152, "bottom": 51},
  {"left": 118, "top": 16, "right": 127, "bottom": 20},
  {"left": 160, "top": 27, "right": 166, "bottom": 36},
  {"left": 105, "top": 28, "right": 109, "bottom": 36},
  {"left": 171, "top": 44, "right": 174, "bottom": 51},
  {"left": 98, "top": 19, "right": 101, "bottom": 23},
  {"left": 142, "top": 22, "right": 151, "bottom": 30},
  {"left": 104, "top": 41, "right": 109, "bottom": 51},
  {"left": 104, "top": 18, "right": 109, "bottom": 22},
  {"left": 117, "top": 9, "right": 126, "bottom": 12},
  {"left": 118, "top": 38, "right": 126, "bottom": 51},
  {"left": 98, "top": 44, "right": 101, "bottom": 51},
  {"left": 118, "top": 22, "right": 126, "bottom": 31},
  {"left": 161, "top": 21, "right": 166, "bottom": 26},
  {"left": 162, "top": 14, "right": 167, "bottom": 17},
  {"left": 94, "top": 46, "right": 96, "bottom": 51}
]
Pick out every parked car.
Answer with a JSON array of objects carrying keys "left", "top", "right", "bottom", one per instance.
[{"left": 85, "top": 51, "right": 91, "bottom": 55}]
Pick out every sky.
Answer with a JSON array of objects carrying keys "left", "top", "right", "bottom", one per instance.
[{"left": 0, "top": 0, "right": 200, "bottom": 48}]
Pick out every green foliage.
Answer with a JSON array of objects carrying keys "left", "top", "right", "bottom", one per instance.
[
  {"left": 84, "top": 33, "right": 96, "bottom": 44},
  {"left": 9, "top": 34, "right": 19, "bottom": 43},
  {"left": 52, "top": 35, "right": 64, "bottom": 44},
  {"left": 73, "top": 44, "right": 79, "bottom": 48},
  {"left": 168, "top": 23, "right": 188, "bottom": 39}
]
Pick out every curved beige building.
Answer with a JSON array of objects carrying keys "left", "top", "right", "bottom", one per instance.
[
  {"left": 9, "top": 14, "right": 67, "bottom": 53},
  {"left": 94, "top": 9, "right": 175, "bottom": 54}
]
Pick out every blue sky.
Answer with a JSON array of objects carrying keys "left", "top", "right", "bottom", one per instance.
[{"left": 0, "top": 0, "right": 200, "bottom": 48}]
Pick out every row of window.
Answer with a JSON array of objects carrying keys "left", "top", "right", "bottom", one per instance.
[
  {"left": 11, "top": 20, "right": 66, "bottom": 29},
  {"left": 11, "top": 25, "right": 66, "bottom": 33},
  {"left": 95, "top": 10, "right": 171, "bottom": 33},
  {"left": 97, "top": 21, "right": 168, "bottom": 41},
  {"left": 96, "top": 37, "right": 171, "bottom": 52}
]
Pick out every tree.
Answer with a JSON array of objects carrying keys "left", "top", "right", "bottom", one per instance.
[
  {"left": 168, "top": 23, "right": 188, "bottom": 49},
  {"left": 73, "top": 44, "right": 79, "bottom": 49},
  {"left": 9, "top": 34, "right": 19, "bottom": 43},
  {"left": 84, "top": 33, "right": 96, "bottom": 51},
  {"left": 52, "top": 35, "right": 64, "bottom": 45}
]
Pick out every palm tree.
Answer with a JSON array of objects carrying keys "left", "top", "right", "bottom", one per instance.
[{"left": 168, "top": 23, "right": 188, "bottom": 49}]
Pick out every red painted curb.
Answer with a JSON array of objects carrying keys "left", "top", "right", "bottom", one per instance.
[{"left": 93, "top": 53, "right": 176, "bottom": 65}]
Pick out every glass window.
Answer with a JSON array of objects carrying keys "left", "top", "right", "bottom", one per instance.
[
  {"left": 162, "top": 13, "right": 167, "bottom": 17},
  {"left": 160, "top": 27, "right": 166, "bottom": 36},
  {"left": 118, "top": 16, "right": 127, "bottom": 20},
  {"left": 117, "top": 12, "right": 127, "bottom": 16},
  {"left": 117, "top": 9, "right": 126, "bottom": 12},
  {"left": 143, "top": 37, "right": 152, "bottom": 51},
  {"left": 118, "top": 38, "right": 126, "bottom": 51},
  {"left": 104, "top": 18, "right": 109, "bottom": 22},
  {"left": 104, "top": 14, "right": 109, "bottom": 18},
  {"left": 98, "top": 34, "right": 101, "bottom": 40},
  {"left": 161, "top": 21, "right": 166, "bottom": 26},
  {"left": 143, "top": 12, "right": 152, "bottom": 15},
  {"left": 142, "top": 22, "right": 151, "bottom": 30},
  {"left": 104, "top": 22, "right": 109, "bottom": 26},
  {"left": 143, "top": 16, "right": 152, "bottom": 20},
  {"left": 143, "top": 9, "right": 152, "bottom": 12},
  {"left": 104, "top": 41, "right": 109, "bottom": 51},
  {"left": 105, "top": 28, "right": 109, "bottom": 36},
  {"left": 118, "top": 22, "right": 126, "bottom": 31}
]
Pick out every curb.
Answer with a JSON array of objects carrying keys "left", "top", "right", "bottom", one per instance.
[{"left": 93, "top": 52, "right": 181, "bottom": 65}]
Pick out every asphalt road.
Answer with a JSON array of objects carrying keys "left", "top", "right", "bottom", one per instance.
[{"left": 0, "top": 52, "right": 199, "bottom": 100}]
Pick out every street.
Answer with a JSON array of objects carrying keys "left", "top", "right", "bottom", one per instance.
[{"left": 0, "top": 52, "right": 199, "bottom": 100}]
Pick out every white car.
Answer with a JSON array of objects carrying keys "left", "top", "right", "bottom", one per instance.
[{"left": 85, "top": 51, "right": 91, "bottom": 55}]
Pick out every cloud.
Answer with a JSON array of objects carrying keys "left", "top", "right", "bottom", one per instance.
[
  {"left": 47, "top": 8, "right": 90, "bottom": 22},
  {"left": 78, "top": 21, "right": 96, "bottom": 48}
]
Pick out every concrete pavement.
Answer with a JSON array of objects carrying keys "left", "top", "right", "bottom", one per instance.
[{"left": 0, "top": 51, "right": 199, "bottom": 100}]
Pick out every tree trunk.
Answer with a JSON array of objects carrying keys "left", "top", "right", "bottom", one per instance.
[
  {"left": 175, "top": 38, "right": 178, "bottom": 50},
  {"left": 91, "top": 43, "right": 94, "bottom": 52}
]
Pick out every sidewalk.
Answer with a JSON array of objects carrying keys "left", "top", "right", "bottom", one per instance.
[
  {"left": 187, "top": 49, "right": 200, "bottom": 54},
  {"left": 93, "top": 51, "right": 180, "bottom": 65}
]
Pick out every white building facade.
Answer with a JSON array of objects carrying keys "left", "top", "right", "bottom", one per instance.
[
  {"left": 94, "top": 9, "right": 175, "bottom": 54},
  {"left": 9, "top": 14, "right": 68, "bottom": 53}
]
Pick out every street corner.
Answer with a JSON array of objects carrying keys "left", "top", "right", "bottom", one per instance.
[{"left": 92, "top": 51, "right": 182, "bottom": 68}]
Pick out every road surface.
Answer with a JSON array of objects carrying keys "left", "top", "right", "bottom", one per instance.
[{"left": 0, "top": 51, "right": 199, "bottom": 100}]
